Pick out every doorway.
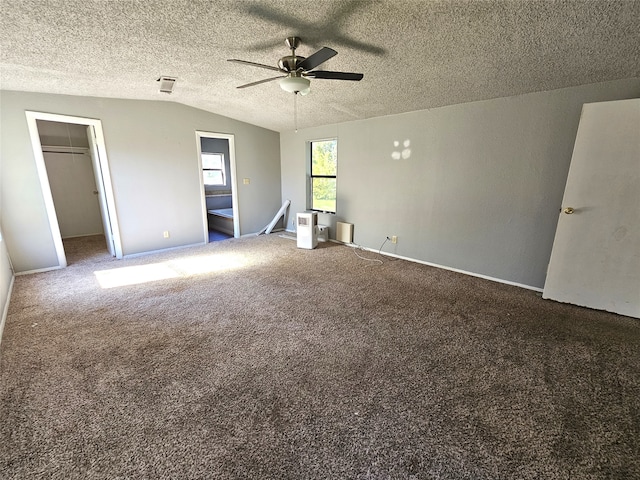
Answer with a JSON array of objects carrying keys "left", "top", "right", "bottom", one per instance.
[
  {"left": 26, "top": 112, "right": 122, "bottom": 267},
  {"left": 196, "top": 131, "right": 240, "bottom": 242}
]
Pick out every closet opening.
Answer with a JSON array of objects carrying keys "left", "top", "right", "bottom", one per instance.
[{"left": 26, "top": 112, "right": 122, "bottom": 267}]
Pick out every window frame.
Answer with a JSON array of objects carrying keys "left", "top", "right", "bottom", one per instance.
[
  {"left": 308, "top": 138, "right": 338, "bottom": 214},
  {"left": 201, "top": 152, "right": 226, "bottom": 187}
]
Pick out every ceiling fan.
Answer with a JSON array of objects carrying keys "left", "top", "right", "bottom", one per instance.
[{"left": 228, "top": 37, "right": 363, "bottom": 95}]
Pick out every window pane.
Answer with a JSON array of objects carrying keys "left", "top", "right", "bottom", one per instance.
[
  {"left": 312, "top": 177, "right": 336, "bottom": 213},
  {"left": 311, "top": 140, "right": 337, "bottom": 176},
  {"left": 203, "top": 170, "right": 223, "bottom": 185},
  {"left": 202, "top": 153, "right": 223, "bottom": 169}
]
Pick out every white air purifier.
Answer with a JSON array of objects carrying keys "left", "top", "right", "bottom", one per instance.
[{"left": 296, "top": 212, "right": 318, "bottom": 249}]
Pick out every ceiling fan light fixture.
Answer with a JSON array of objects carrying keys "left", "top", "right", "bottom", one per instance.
[{"left": 280, "top": 76, "right": 310, "bottom": 94}]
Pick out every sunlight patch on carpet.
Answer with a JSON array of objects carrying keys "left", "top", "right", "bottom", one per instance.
[{"left": 94, "top": 253, "right": 247, "bottom": 288}]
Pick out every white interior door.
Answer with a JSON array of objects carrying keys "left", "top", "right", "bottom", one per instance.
[
  {"left": 543, "top": 99, "right": 640, "bottom": 318},
  {"left": 43, "top": 151, "right": 104, "bottom": 238},
  {"left": 87, "top": 126, "right": 116, "bottom": 256}
]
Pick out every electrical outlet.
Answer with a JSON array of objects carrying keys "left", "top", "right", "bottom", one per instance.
[
  {"left": 391, "top": 235, "right": 398, "bottom": 244},
  {"left": 163, "top": 231, "right": 170, "bottom": 238}
]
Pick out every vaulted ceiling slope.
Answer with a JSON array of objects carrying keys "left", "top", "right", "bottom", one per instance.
[{"left": 1, "top": 0, "right": 639, "bottom": 132}]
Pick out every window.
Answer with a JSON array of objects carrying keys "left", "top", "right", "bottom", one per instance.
[
  {"left": 202, "top": 153, "right": 226, "bottom": 186},
  {"left": 310, "top": 139, "right": 337, "bottom": 213}
]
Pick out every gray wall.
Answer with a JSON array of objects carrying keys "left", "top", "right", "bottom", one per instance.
[
  {"left": 43, "top": 151, "right": 104, "bottom": 238},
  {"left": 0, "top": 132, "right": 13, "bottom": 342},
  {"left": 280, "top": 78, "right": 640, "bottom": 289},
  {"left": 0, "top": 226, "right": 13, "bottom": 345},
  {"left": 0, "top": 91, "right": 281, "bottom": 273},
  {"left": 0, "top": 95, "right": 10, "bottom": 339}
]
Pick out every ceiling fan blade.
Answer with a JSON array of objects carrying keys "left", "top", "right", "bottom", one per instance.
[
  {"left": 228, "top": 59, "right": 281, "bottom": 72},
  {"left": 297, "top": 47, "right": 337, "bottom": 72},
  {"left": 305, "top": 71, "right": 364, "bottom": 81},
  {"left": 236, "top": 75, "right": 284, "bottom": 89}
]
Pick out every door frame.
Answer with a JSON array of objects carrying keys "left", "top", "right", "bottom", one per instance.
[
  {"left": 195, "top": 131, "right": 240, "bottom": 241},
  {"left": 26, "top": 111, "right": 123, "bottom": 266}
]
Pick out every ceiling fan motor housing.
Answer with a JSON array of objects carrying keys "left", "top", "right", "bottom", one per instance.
[
  {"left": 228, "top": 36, "right": 363, "bottom": 91},
  {"left": 278, "top": 55, "right": 305, "bottom": 72}
]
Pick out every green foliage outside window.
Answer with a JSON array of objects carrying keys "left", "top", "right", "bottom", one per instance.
[{"left": 311, "top": 140, "right": 337, "bottom": 213}]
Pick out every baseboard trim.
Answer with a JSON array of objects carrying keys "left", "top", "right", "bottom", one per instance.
[
  {"left": 346, "top": 243, "right": 543, "bottom": 293},
  {"left": 63, "top": 233, "right": 104, "bottom": 239},
  {"left": 0, "top": 275, "right": 15, "bottom": 348},
  {"left": 123, "top": 242, "right": 206, "bottom": 259},
  {"left": 15, "top": 265, "right": 64, "bottom": 276}
]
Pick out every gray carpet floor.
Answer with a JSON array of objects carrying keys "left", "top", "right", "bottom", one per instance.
[{"left": 1, "top": 234, "right": 639, "bottom": 479}]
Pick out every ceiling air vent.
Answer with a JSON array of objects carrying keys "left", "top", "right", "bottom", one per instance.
[{"left": 157, "top": 76, "right": 177, "bottom": 94}]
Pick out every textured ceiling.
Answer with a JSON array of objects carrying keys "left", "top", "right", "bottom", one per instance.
[{"left": 1, "top": 0, "right": 639, "bottom": 132}]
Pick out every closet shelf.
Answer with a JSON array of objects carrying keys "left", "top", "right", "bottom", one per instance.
[{"left": 41, "top": 145, "right": 89, "bottom": 154}]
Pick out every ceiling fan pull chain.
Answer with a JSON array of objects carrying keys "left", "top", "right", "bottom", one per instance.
[{"left": 294, "top": 92, "right": 298, "bottom": 133}]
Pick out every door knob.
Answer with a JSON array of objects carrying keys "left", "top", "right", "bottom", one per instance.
[{"left": 563, "top": 207, "right": 574, "bottom": 214}]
